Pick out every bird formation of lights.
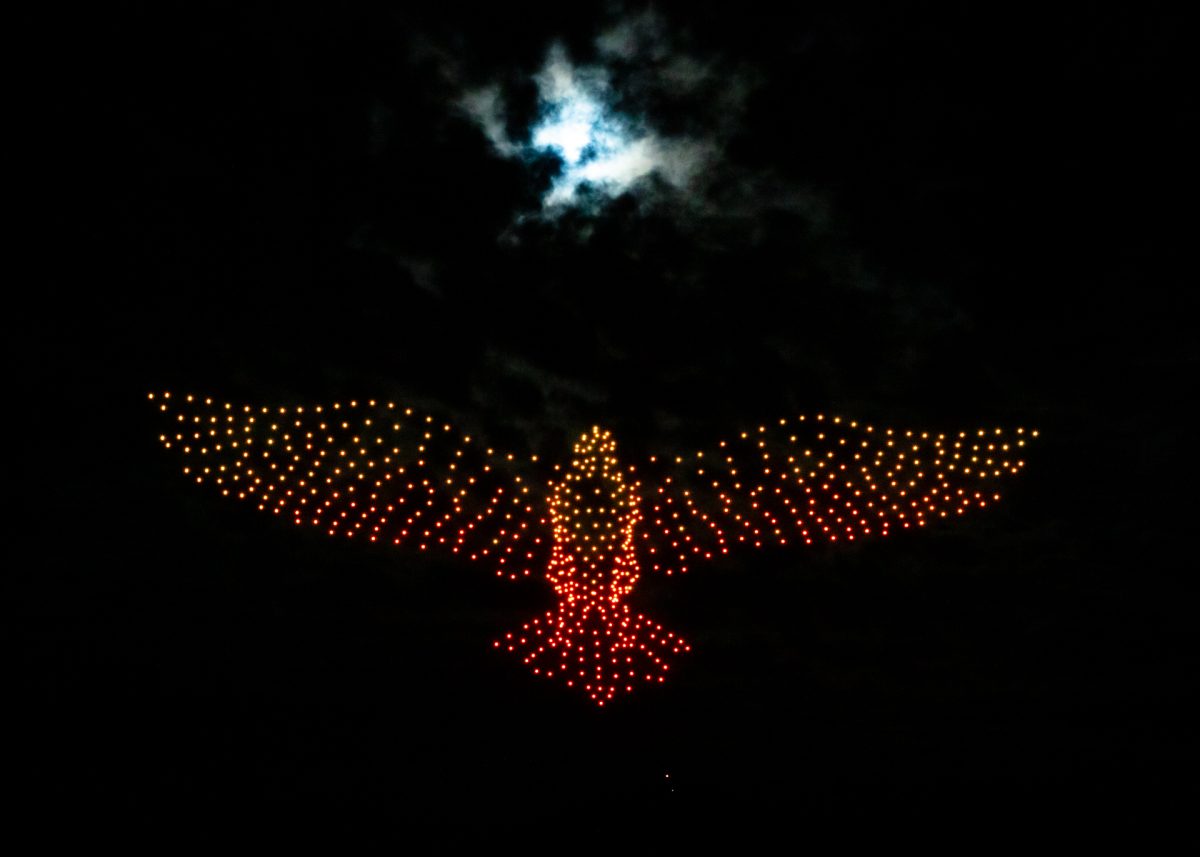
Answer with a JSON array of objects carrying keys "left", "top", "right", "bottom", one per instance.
[{"left": 151, "top": 392, "right": 1036, "bottom": 704}]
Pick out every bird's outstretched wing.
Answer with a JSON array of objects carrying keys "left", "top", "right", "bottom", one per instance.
[
  {"left": 637, "top": 413, "right": 1037, "bottom": 574},
  {"left": 149, "top": 392, "right": 551, "bottom": 579}
]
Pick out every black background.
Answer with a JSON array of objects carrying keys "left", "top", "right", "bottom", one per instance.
[{"left": 17, "top": 2, "right": 1196, "bottom": 848}]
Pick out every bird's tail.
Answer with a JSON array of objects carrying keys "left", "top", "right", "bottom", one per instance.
[{"left": 494, "top": 599, "right": 689, "bottom": 705}]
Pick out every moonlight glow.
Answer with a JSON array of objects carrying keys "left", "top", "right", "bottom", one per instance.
[
  {"left": 151, "top": 392, "right": 1037, "bottom": 705},
  {"left": 528, "top": 49, "right": 653, "bottom": 206},
  {"left": 463, "top": 43, "right": 708, "bottom": 211}
]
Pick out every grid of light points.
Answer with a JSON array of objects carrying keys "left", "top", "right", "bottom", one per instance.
[{"left": 151, "top": 392, "right": 1036, "bottom": 704}]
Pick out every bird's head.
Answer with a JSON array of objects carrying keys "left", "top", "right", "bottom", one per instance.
[{"left": 547, "top": 427, "right": 640, "bottom": 551}]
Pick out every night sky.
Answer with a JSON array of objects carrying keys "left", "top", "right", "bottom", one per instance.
[{"left": 17, "top": 2, "right": 1196, "bottom": 847}]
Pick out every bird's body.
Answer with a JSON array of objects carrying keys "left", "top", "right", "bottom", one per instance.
[
  {"left": 150, "top": 391, "right": 1036, "bottom": 705},
  {"left": 500, "top": 427, "right": 686, "bottom": 705}
]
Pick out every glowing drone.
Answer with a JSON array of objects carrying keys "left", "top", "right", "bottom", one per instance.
[{"left": 151, "top": 392, "right": 1036, "bottom": 705}]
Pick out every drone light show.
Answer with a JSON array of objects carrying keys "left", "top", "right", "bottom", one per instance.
[
  {"left": 150, "top": 391, "right": 1036, "bottom": 705},
  {"left": 26, "top": 0, "right": 1192, "bottom": 840}
]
